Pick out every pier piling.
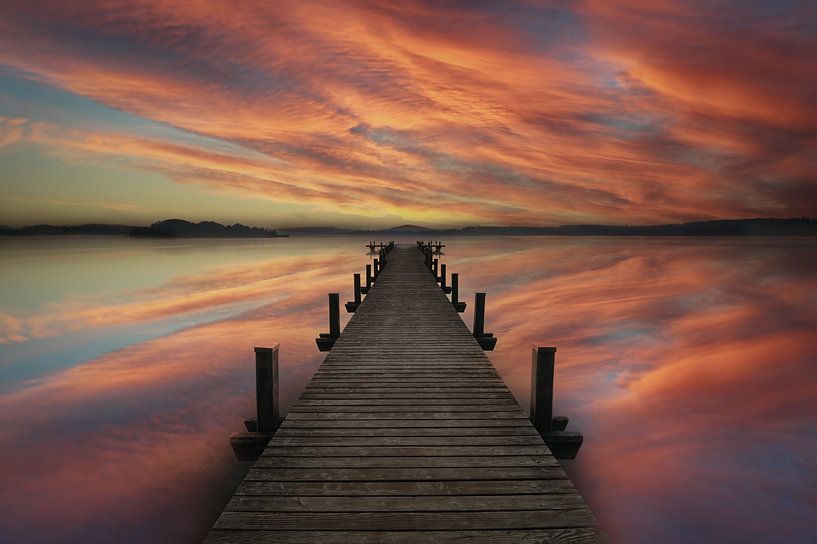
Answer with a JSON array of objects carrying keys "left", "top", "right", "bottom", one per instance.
[
  {"left": 530, "top": 346, "right": 583, "bottom": 459},
  {"left": 345, "top": 273, "right": 362, "bottom": 313},
  {"left": 315, "top": 293, "right": 340, "bottom": 351},
  {"left": 451, "top": 272, "right": 466, "bottom": 312},
  {"left": 473, "top": 292, "right": 497, "bottom": 350}
]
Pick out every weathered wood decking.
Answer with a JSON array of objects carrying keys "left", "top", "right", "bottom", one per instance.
[{"left": 206, "top": 246, "right": 604, "bottom": 543}]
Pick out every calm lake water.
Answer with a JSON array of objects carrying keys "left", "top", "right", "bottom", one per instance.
[{"left": 1, "top": 236, "right": 815, "bottom": 543}]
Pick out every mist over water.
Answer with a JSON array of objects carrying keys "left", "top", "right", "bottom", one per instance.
[{"left": 1, "top": 236, "right": 815, "bottom": 543}]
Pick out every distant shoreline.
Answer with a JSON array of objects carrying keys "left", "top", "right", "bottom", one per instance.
[
  {"left": 1, "top": 217, "right": 815, "bottom": 237},
  {"left": 0, "top": 219, "right": 287, "bottom": 238}
]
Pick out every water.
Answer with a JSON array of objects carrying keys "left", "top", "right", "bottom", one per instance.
[{"left": 0, "top": 235, "right": 815, "bottom": 543}]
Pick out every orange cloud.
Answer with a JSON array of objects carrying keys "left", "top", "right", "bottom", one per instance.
[{"left": 2, "top": 1, "right": 813, "bottom": 225}]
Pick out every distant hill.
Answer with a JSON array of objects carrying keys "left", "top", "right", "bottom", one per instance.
[
  {"left": 130, "top": 219, "right": 284, "bottom": 238},
  {"left": 0, "top": 219, "right": 285, "bottom": 238},
  {"left": 387, "top": 224, "right": 432, "bottom": 232}
]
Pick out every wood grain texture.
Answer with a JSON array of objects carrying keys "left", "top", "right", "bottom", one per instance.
[{"left": 204, "top": 246, "right": 603, "bottom": 542}]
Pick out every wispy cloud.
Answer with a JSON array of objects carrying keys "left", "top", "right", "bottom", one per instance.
[{"left": 0, "top": 1, "right": 814, "bottom": 224}]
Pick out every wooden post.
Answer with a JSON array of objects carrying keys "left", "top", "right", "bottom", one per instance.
[
  {"left": 440, "top": 263, "right": 451, "bottom": 293},
  {"left": 254, "top": 345, "right": 279, "bottom": 433},
  {"left": 452, "top": 273, "right": 459, "bottom": 302},
  {"left": 529, "top": 346, "right": 583, "bottom": 458},
  {"left": 329, "top": 293, "right": 340, "bottom": 337},
  {"left": 346, "top": 273, "right": 361, "bottom": 313},
  {"left": 232, "top": 345, "right": 281, "bottom": 459},
  {"left": 451, "top": 273, "right": 466, "bottom": 312},
  {"left": 374, "top": 258, "right": 380, "bottom": 278},
  {"left": 364, "top": 264, "right": 372, "bottom": 292},
  {"left": 530, "top": 347, "right": 555, "bottom": 434},
  {"left": 473, "top": 292, "right": 486, "bottom": 337},
  {"left": 316, "top": 293, "right": 340, "bottom": 351},
  {"left": 432, "top": 258, "right": 438, "bottom": 277},
  {"left": 473, "top": 292, "right": 496, "bottom": 350}
]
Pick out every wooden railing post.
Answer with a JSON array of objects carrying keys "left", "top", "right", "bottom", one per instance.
[
  {"left": 473, "top": 292, "right": 485, "bottom": 337},
  {"left": 317, "top": 293, "right": 340, "bottom": 351},
  {"left": 473, "top": 292, "right": 497, "bottom": 350},
  {"left": 440, "top": 263, "right": 451, "bottom": 293},
  {"left": 451, "top": 273, "right": 466, "bottom": 312},
  {"left": 530, "top": 347, "right": 555, "bottom": 434},
  {"left": 255, "top": 345, "right": 280, "bottom": 433},
  {"left": 329, "top": 293, "right": 340, "bottom": 337},
  {"left": 230, "top": 345, "right": 281, "bottom": 460},
  {"left": 529, "top": 346, "right": 583, "bottom": 459},
  {"left": 363, "top": 264, "right": 372, "bottom": 293},
  {"left": 346, "top": 273, "right": 362, "bottom": 313}
]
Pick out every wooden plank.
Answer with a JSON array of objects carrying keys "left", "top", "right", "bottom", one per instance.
[
  {"left": 252, "top": 455, "right": 558, "bottom": 468},
  {"left": 245, "top": 467, "right": 568, "bottom": 481},
  {"left": 298, "top": 392, "right": 517, "bottom": 400},
  {"left": 278, "top": 419, "right": 534, "bottom": 428},
  {"left": 226, "top": 493, "right": 588, "bottom": 512},
  {"left": 259, "top": 446, "right": 553, "bottom": 457},
  {"left": 213, "top": 509, "right": 598, "bottom": 530},
  {"left": 284, "top": 411, "right": 527, "bottom": 420},
  {"left": 206, "top": 528, "right": 607, "bottom": 544},
  {"left": 266, "top": 436, "right": 545, "bottom": 447},
  {"left": 272, "top": 427, "right": 540, "bottom": 437},
  {"left": 288, "top": 405, "right": 523, "bottom": 413},
  {"left": 294, "top": 399, "right": 518, "bottom": 406},
  {"left": 235, "top": 479, "right": 579, "bottom": 496}
]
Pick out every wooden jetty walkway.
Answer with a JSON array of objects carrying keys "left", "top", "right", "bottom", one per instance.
[{"left": 206, "top": 245, "right": 604, "bottom": 543}]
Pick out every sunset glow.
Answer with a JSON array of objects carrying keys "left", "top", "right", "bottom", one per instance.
[{"left": 2, "top": 1, "right": 815, "bottom": 227}]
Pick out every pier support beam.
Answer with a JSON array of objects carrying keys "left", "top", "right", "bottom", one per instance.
[
  {"left": 473, "top": 292, "right": 497, "bottom": 350},
  {"left": 530, "top": 346, "right": 583, "bottom": 459},
  {"left": 361, "top": 264, "right": 372, "bottom": 294},
  {"left": 439, "top": 263, "right": 451, "bottom": 294},
  {"left": 345, "top": 273, "right": 362, "bottom": 313},
  {"left": 230, "top": 345, "right": 280, "bottom": 461},
  {"left": 255, "top": 346, "right": 280, "bottom": 432},
  {"left": 316, "top": 293, "right": 340, "bottom": 351},
  {"left": 451, "top": 273, "right": 466, "bottom": 312}
]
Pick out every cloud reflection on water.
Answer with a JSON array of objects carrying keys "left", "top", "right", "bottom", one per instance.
[
  {"left": 443, "top": 236, "right": 817, "bottom": 543},
  {"left": 0, "top": 236, "right": 815, "bottom": 543}
]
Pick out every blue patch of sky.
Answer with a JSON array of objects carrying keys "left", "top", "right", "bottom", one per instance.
[
  {"left": 582, "top": 325, "right": 661, "bottom": 348},
  {"left": 0, "top": 67, "right": 269, "bottom": 159},
  {"left": 579, "top": 111, "right": 658, "bottom": 135}
]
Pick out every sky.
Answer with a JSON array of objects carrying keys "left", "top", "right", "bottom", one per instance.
[{"left": 0, "top": 0, "right": 816, "bottom": 228}]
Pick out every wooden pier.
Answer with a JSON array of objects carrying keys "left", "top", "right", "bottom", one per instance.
[{"left": 207, "top": 245, "right": 604, "bottom": 543}]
